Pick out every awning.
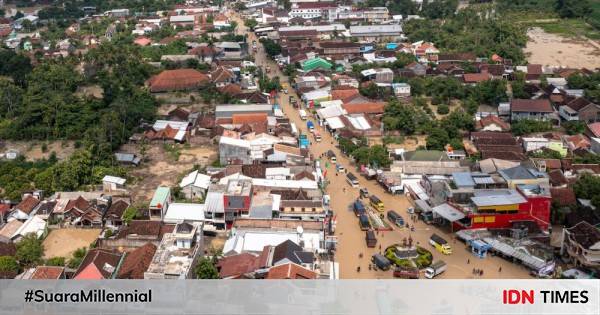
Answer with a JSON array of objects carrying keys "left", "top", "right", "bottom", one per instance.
[{"left": 432, "top": 203, "right": 465, "bottom": 222}]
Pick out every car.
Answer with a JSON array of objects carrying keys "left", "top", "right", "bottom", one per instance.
[
  {"left": 360, "top": 188, "right": 369, "bottom": 198},
  {"left": 407, "top": 207, "right": 415, "bottom": 214},
  {"left": 283, "top": 89, "right": 288, "bottom": 94},
  {"left": 336, "top": 164, "right": 345, "bottom": 173}
]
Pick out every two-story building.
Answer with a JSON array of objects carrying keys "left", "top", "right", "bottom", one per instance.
[{"left": 511, "top": 99, "right": 555, "bottom": 122}]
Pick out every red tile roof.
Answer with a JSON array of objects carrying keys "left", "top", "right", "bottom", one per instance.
[
  {"left": 218, "top": 83, "right": 242, "bottom": 96},
  {"left": 74, "top": 249, "right": 122, "bottom": 279},
  {"left": 550, "top": 188, "right": 576, "bottom": 207},
  {"left": 527, "top": 64, "right": 543, "bottom": 75},
  {"left": 331, "top": 88, "right": 360, "bottom": 102},
  {"left": 15, "top": 196, "right": 39, "bottom": 214},
  {"left": 476, "top": 115, "right": 510, "bottom": 131},
  {"left": 266, "top": 263, "right": 317, "bottom": 279},
  {"left": 463, "top": 72, "right": 491, "bottom": 83},
  {"left": 31, "top": 266, "right": 64, "bottom": 279},
  {"left": 232, "top": 113, "right": 268, "bottom": 125},
  {"left": 217, "top": 252, "right": 261, "bottom": 278},
  {"left": 0, "top": 204, "right": 11, "bottom": 215},
  {"left": 147, "top": 69, "right": 210, "bottom": 92},
  {"left": 117, "top": 243, "right": 157, "bottom": 279},
  {"left": 134, "top": 37, "right": 152, "bottom": 46},
  {"left": 343, "top": 102, "right": 386, "bottom": 114},
  {"left": 587, "top": 122, "right": 600, "bottom": 137},
  {"left": 511, "top": 99, "right": 553, "bottom": 113}
]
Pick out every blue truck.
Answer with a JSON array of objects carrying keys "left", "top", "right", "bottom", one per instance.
[
  {"left": 306, "top": 120, "right": 314, "bottom": 132},
  {"left": 299, "top": 134, "right": 309, "bottom": 149},
  {"left": 353, "top": 200, "right": 366, "bottom": 217}
]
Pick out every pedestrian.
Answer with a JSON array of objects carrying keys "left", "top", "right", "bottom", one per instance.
[
  {"left": 379, "top": 244, "right": 382, "bottom": 250},
  {"left": 472, "top": 268, "right": 476, "bottom": 275},
  {"left": 480, "top": 270, "right": 484, "bottom": 276},
  {"left": 498, "top": 267, "right": 502, "bottom": 273},
  {"left": 467, "top": 259, "right": 470, "bottom": 264}
]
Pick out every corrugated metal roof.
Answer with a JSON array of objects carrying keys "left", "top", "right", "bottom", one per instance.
[
  {"left": 452, "top": 172, "right": 475, "bottom": 187},
  {"left": 432, "top": 203, "right": 465, "bottom": 221},
  {"left": 471, "top": 190, "right": 527, "bottom": 206}
]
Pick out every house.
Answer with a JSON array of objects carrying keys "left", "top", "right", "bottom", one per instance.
[
  {"left": 349, "top": 24, "right": 404, "bottom": 42},
  {"left": 98, "top": 220, "right": 174, "bottom": 251},
  {"left": 219, "top": 137, "right": 252, "bottom": 165},
  {"left": 319, "top": 41, "right": 361, "bottom": 57},
  {"left": 392, "top": 83, "right": 411, "bottom": 98},
  {"left": 360, "top": 68, "right": 394, "bottom": 84},
  {"left": 217, "top": 252, "right": 267, "bottom": 279},
  {"left": 117, "top": 243, "right": 157, "bottom": 279},
  {"left": 585, "top": 122, "right": 600, "bottom": 139},
  {"left": 114, "top": 152, "right": 141, "bottom": 166},
  {"left": 144, "top": 222, "right": 202, "bottom": 279},
  {"left": 405, "top": 62, "right": 427, "bottom": 76},
  {"left": 510, "top": 99, "right": 555, "bottom": 122},
  {"left": 102, "top": 175, "right": 126, "bottom": 193},
  {"left": 475, "top": 115, "right": 510, "bottom": 132},
  {"left": 266, "top": 262, "right": 318, "bottom": 279},
  {"left": 18, "top": 266, "right": 66, "bottom": 280},
  {"left": 289, "top": 2, "right": 336, "bottom": 19},
  {"left": 163, "top": 203, "right": 205, "bottom": 224},
  {"left": 146, "top": 69, "right": 210, "bottom": 92},
  {"left": 73, "top": 249, "right": 123, "bottom": 280},
  {"left": 437, "top": 53, "right": 476, "bottom": 64},
  {"left": 216, "top": 42, "right": 243, "bottom": 59},
  {"left": 498, "top": 165, "right": 549, "bottom": 189},
  {"left": 211, "top": 66, "right": 236, "bottom": 87},
  {"left": 0, "top": 204, "right": 10, "bottom": 223},
  {"left": 169, "top": 15, "right": 195, "bottom": 27},
  {"left": 0, "top": 221, "right": 22, "bottom": 242},
  {"left": 470, "top": 132, "right": 525, "bottom": 161},
  {"left": 179, "top": 170, "right": 211, "bottom": 200},
  {"left": 149, "top": 187, "right": 172, "bottom": 221},
  {"left": 561, "top": 221, "right": 600, "bottom": 272},
  {"left": 463, "top": 72, "right": 491, "bottom": 84},
  {"left": 104, "top": 200, "right": 130, "bottom": 228},
  {"left": 559, "top": 97, "right": 600, "bottom": 123},
  {"left": 9, "top": 195, "right": 40, "bottom": 221}
]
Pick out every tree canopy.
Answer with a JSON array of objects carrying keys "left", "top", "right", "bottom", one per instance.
[
  {"left": 195, "top": 257, "right": 219, "bottom": 279},
  {"left": 15, "top": 234, "right": 44, "bottom": 267}
]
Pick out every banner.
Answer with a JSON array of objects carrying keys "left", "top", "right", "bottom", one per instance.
[{"left": 1, "top": 280, "right": 598, "bottom": 315}]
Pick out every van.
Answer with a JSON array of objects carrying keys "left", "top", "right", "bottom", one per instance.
[
  {"left": 299, "top": 109, "right": 307, "bottom": 120},
  {"left": 371, "top": 253, "right": 391, "bottom": 271},
  {"left": 429, "top": 234, "right": 452, "bottom": 255},
  {"left": 365, "top": 230, "right": 377, "bottom": 248},
  {"left": 369, "top": 195, "right": 385, "bottom": 212},
  {"left": 387, "top": 210, "right": 404, "bottom": 227},
  {"left": 346, "top": 172, "right": 359, "bottom": 187}
]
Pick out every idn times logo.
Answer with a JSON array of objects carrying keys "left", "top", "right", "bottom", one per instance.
[{"left": 503, "top": 290, "right": 589, "bottom": 304}]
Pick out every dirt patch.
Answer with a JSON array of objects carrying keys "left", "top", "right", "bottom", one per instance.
[
  {"left": 125, "top": 143, "right": 217, "bottom": 202},
  {"left": 525, "top": 27, "right": 600, "bottom": 68},
  {"left": 2, "top": 141, "right": 76, "bottom": 161},
  {"left": 43, "top": 229, "right": 101, "bottom": 259}
]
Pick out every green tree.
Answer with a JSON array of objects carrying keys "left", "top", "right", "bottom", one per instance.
[
  {"left": 260, "top": 38, "right": 282, "bottom": 57},
  {"left": 195, "top": 257, "right": 219, "bottom": 279},
  {"left": 68, "top": 247, "right": 87, "bottom": 269},
  {"left": 0, "top": 256, "right": 19, "bottom": 275},
  {"left": 555, "top": 0, "right": 592, "bottom": 18},
  {"left": 436, "top": 104, "right": 450, "bottom": 115},
  {"left": 511, "top": 119, "right": 553, "bottom": 136},
  {"left": 45, "top": 257, "right": 66, "bottom": 266},
  {"left": 573, "top": 174, "right": 600, "bottom": 208},
  {"left": 244, "top": 19, "right": 258, "bottom": 30},
  {"left": 426, "top": 129, "right": 451, "bottom": 150},
  {"left": 15, "top": 233, "right": 44, "bottom": 267},
  {"left": 122, "top": 206, "right": 139, "bottom": 224},
  {"left": 562, "top": 121, "right": 586, "bottom": 135}
]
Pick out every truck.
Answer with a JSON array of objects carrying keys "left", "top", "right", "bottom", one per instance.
[
  {"left": 290, "top": 122, "right": 298, "bottom": 136},
  {"left": 299, "top": 109, "right": 307, "bottom": 120},
  {"left": 387, "top": 210, "right": 404, "bottom": 227},
  {"left": 298, "top": 134, "right": 309, "bottom": 149},
  {"left": 371, "top": 253, "right": 391, "bottom": 271},
  {"left": 353, "top": 200, "right": 366, "bottom": 216},
  {"left": 365, "top": 230, "right": 377, "bottom": 248},
  {"left": 429, "top": 233, "right": 452, "bottom": 255},
  {"left": 306, "top": 120, "right": 315, "bottom": 132},
  {"left": 359, "top": 214, "right": 371, "bottom": 231},
  {"left": 393, "top": 266, "right": 420, "bottom": 279},
  {"left": 424, "top": 260, "right": 447, "bottom": 279}
]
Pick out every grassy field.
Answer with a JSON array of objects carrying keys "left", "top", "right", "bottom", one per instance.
[{"left": 535, "top": 18, "right": 600, "bottom": 40}]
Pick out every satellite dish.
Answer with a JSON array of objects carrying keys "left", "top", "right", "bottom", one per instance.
[{"left": 296, "top": 226, "right": 304, "bottom": 235}]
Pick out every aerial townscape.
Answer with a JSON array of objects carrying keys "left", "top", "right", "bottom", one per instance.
[{"left": 0, "top": 0, "right": 599, "bottom": 281}]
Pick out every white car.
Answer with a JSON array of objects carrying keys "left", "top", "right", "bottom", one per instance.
[
  {"left": 283, "top": 89, "right": 288, "bottom": 94},
  {"left": 407, "top": 207, "right": 415, "bottom": 214}
]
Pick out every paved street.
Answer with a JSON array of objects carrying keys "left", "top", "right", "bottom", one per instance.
[{"left": 230, "top": 12, "right": 533, "bottom": 279}]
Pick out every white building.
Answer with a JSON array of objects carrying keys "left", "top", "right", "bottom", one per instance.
[
  {"left": 179, "top": 170, "right": 211, "bottom": 200},
  {"left": 163, "top": 203, "right": 205, "bottom": 224}
]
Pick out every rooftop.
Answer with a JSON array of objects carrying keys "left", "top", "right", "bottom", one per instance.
[{"left": 145, "top": 231, "right": 200, "bottom": 279}]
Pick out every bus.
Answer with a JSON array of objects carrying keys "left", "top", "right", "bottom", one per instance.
[
  {"left": 369, "top": 195, "right": 385, "bottom": 212},
  {"left": 346, "top": 172, "right": 359, "bottom": 188}
]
